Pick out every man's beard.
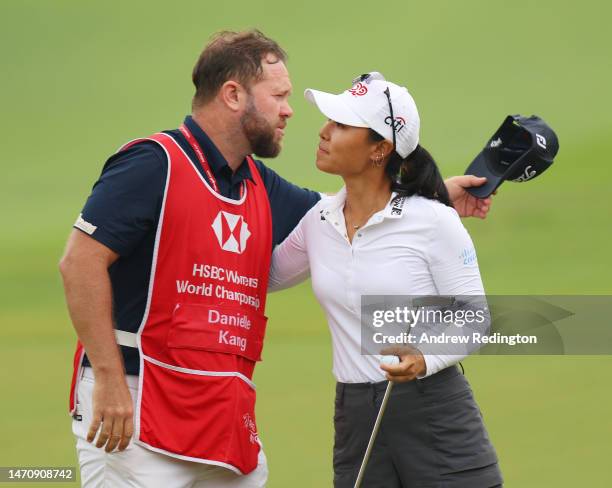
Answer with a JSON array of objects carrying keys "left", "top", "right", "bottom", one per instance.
[{"left": 240, "top": 99, "right": 282, "bottom": 158}]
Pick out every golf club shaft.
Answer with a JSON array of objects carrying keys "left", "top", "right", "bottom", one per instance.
[{"left": 353, "top": 381, "right": 394, "bottom": 488}]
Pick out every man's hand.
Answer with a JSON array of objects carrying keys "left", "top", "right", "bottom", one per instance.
[
  {"left": 88, "top": 372, "right": 134, "bottom": 452},
  {"left": 445, "top": 175, "right": 493, "bottom": 219},
  {"left": 60, "top": 230, "right": 131, "bottom": 452},
  {"left": 379, "top": 347, "right": 427, "bottom": 383}
]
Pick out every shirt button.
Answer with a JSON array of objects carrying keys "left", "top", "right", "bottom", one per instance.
[
  {"left": 334, "top": 222, "right": 339, "bottom": 226},
  {"left": 357, "top": 233, "right": 363, "bottom": 238}
]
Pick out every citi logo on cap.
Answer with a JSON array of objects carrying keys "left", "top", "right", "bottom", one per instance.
[
  {"left": 385, "top": 116, "right": 406, "bottom": 133},
  {"left": 211, "top": 211, "right": 251, "bottom": 254}
]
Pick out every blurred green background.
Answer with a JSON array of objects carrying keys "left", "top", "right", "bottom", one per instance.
[{"left": 1, "top": 0, "right": 611, "bottom": 486}]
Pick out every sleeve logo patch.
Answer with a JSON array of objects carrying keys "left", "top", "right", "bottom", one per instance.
[
  {"left": 74, "top": 213, "right": 97, "bottom": 235},
  {"left": 460, "top": 247, "right": 477, "bottom": 265}
]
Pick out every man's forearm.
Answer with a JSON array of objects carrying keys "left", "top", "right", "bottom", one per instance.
[
  {"left": 60, "top": 231, "right": 135, "bottom": 452},
  {"left": 60, "top": 254, "right": 124, "bottom": 376},
  {"left": 444, "top": 175, "right": 492, "bottom": 219}
]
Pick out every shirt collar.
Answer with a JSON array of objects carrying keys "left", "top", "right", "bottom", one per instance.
[
  {"left": 320, "top": 186, "right": 347, "bottom": 213},
  {"left": 183, "top": 115, "right": 255, "bottom": 184},
  {"left": 320, "top": 187, "right": 407, "bottom": 219}
]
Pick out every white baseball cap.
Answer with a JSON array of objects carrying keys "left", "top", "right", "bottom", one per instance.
[{"left": 304, "top": 72, "right": 420, "bottom": 158}]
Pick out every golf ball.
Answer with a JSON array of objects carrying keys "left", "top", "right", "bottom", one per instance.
[{"left": 380, "top": 355, "right": 400, "bottom": 366}]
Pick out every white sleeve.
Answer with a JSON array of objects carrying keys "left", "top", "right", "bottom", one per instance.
[
  {"left": 428, "top": 207, "right": 485, "bottom": 296},
  {"left": 418, "top": 206, "right": 487, "bottom": 378},
  {"left": 268, "top": 213, "right": 311, "bottom": 292}
]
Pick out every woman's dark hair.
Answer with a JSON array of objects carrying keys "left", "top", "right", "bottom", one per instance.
[{"left": 369, "top": 130, "right": 451, "bottom": 207}]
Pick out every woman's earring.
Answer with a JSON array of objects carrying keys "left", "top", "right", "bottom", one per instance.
[{"left": 373, "top": 153, "right": 383, "bottom": 167}]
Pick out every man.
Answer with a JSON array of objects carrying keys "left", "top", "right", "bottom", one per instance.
[{"left": 59, "top": 30, "right": 492, "bottom": 488}]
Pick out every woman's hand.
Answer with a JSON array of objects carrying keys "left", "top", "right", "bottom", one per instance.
[
  {"left": 379, "top": 347, "right": 427, "bottom": 382},
  {"left": 445, "top": 175, "right": 494, "bottom": 219}
]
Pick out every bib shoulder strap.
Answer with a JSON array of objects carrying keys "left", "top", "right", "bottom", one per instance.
[
  {"left": 117, "top": 132, "right": 177, "bottom": 153},
  {"left": 115, "top": 133, "right": 193, "bottom": 170},
  {"left": 245, "top": 156, "right": 266, "bottom": 188}
]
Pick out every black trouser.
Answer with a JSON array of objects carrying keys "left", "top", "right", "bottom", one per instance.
[{"left": 333, "top": 366, "right": 503, "bottom": 488}]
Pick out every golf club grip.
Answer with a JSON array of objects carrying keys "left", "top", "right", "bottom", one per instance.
[{"left": 353, "top": 381, "right": 395, "bottom": 488}]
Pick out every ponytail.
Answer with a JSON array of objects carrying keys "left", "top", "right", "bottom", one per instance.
[{"left": 370, "top": 130, "right": 451, "bottom": 207}]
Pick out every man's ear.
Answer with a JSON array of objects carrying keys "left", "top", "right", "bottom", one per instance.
[{"left": 219, "top": 81, "right": 247, "bottom": 112}]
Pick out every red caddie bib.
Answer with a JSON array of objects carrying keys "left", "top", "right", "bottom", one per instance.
[{"left": 69, "top": 131, "right": 272, "bottom": 475}]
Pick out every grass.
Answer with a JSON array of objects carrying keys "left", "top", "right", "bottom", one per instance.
[{"left": 1, "top": 1, "right": 611, "bottom": 486}]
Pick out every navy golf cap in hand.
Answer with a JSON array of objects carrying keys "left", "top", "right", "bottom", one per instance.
[{"left": 465, "top": 115, "right": 559, "bottom": 198}]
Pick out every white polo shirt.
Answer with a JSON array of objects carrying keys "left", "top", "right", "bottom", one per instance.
[{"left": 269, "top": 187, "right": 485, "bottom": 383}]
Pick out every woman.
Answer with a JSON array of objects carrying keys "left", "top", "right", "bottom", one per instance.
[{"left": 269, "top": 73, "right": 503, "bottom": 487}]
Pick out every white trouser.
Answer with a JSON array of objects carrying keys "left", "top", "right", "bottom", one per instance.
[{"left": 72, "top": 367, "right": 268, "bottom": 488}]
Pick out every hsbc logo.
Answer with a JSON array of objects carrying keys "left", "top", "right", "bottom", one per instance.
[
  {"left": 211, "top": 211, "right": 251, "bottom": 254},
  {"left": 385, "top": 116, "right": 406, "bottom": 133}
]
